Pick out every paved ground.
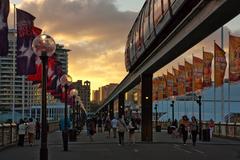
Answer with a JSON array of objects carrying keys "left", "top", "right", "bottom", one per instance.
[{"left": 1, "top": 129, "right": 240, "bottom": 160}]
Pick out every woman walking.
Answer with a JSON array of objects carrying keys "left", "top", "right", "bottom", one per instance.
[
  {"left": 179, "top": 115, "right": 189, "bottom": 145},
  {"left": 117, "top": 116, "right": 127, "bottom": 146},
  {"left": 190, "top": 116, "right": 198, "bottom": 146},
  {"left": 128, "top": 118, "right": 136, "bottom": 145},
  {"left": 18, "top": 119, "right": 26, "bottom": 147}
]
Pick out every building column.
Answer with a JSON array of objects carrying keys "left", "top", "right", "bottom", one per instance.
[
  {"left": 118, "top": 93, "right": 125, "bottom": 118},
  {"left": 141, "top": 74, "right": 153, "bottom": 142},
  {"left": 109, "top": 101, "right": 114, "bottom": 120}
]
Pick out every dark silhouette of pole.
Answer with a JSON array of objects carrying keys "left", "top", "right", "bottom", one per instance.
[
  {"left": 76, "top": 100, "right": 79, "bottom": 128},
  {"left": 170, "top": 101, "right": 174, "bottom": 123},
  {"left": 197, "top": 95, "right": 202, "bottom": 140},
  {"left": 40, "top": 52, "right": 48, "bottom": 160},
  {"left": 154, "top": 104, "right": 158, "bottom": 129},
  {"left": 63, "top": 84, "right": 69, "bottom": 151},
  {"left": 72, "top": 95, "right": 76, "bottom": 128}
]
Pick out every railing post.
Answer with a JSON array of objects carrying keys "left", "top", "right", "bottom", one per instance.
[
  {"left": 226, "top": 122, "right": 228, "bottom": 137},
  {"left": 218, "top": 122, "right": 221, "bottom": 137},
  {"left": 234, "top": 122, "right": 237, "bottom": 137}
]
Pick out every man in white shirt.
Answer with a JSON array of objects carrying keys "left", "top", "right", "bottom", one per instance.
[{"left": 111, "top": 117, "right": 118, "bottom": 138}]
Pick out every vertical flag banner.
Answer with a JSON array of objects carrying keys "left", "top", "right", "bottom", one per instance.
[
  {"left": 203, "top": 51, "right": 213, "bottom": 88},
  {"left": 214, "top": 42, "right": 227, "bottom": 87},
  {"left": 193, "top": 56, "right": 203, "bottom": 91},
  {"left": 229, "top": 34, "right": 240, "bottom": 83},
  {"left": 172, "top": 68, "right": 179, "bottom": 96},
  {"left": 152, "top": 78, "right": 158, "bottom": 101},
  {"left": 161, "top": 75, "right": 167, "bottom": 99},
  {"left": 166, "top": 72, "right": 174, "bottom": 97},
  {"left": 178, "top": 65, "right": 185, "bottom": 96},
  {"left": 0, "top": 0, "right": 9, "bottom": 56},
  {"left": 16, "top": 9, "right": 36, "bottom": 75},
  {"left": 185, "top": 60, "right": 193, "bottom": 93}
]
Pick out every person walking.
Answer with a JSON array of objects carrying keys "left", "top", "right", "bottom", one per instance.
[
  {"left": 179, "top": 115, "right": 189, "bottom": 145},
  {"left": 104, "top": 117, "right": 111, "bottom": 138},
  {"left": 18, "top": 119, "right": 27, "bottom": 147},
  {"left": 87, "top": 118, "right": 96, "bottom": 142},
  {"left": 208, "top": 119, "right": 215, "bottom": 139},
  {"left": 35, "top": 119, "right": 40, "bottom": 140},
  {"left": 117, "top": 116, "right": 127, "bottom": 146},
  {"left": 128, "top": 118, "right": 136, "bottom": 145},
  {"left": 97, "top": 117, "right": 103, "bottom": 133},
  {"left": 27, "top": 118, "right": 35, "bottom": 146},
  {"left": 111, "top": 117, "right": 118, "bottom": 138},
  {"left": 190, "top": 116, "right": 198, "bottom": 146}
]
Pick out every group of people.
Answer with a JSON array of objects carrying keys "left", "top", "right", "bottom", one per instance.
[
  {"left": 17, "top": 118, "right": 41, "bottom": 147},
  {"left": 87, "top": 116, "right": 138, "bottom": 145},
  {"left": 169, "top": 116, "right": 215, "bottom": 146}
]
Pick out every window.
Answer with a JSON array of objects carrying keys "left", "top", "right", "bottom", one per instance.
[
  {"left": 162, "top": 0, "right": 169, "bottom": 14},
  {"left": 142, "top": 5, "right": 150, "bottom": 40},
  {"left": 154, "top": 0, "right": 162, "bottom": 26}
]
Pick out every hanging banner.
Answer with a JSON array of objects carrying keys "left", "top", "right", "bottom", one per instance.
[
  {"left": 172, "top": 68, "right": 178, "bottom": 96},
  {"left": 193, "top": 56, "right": 203, "bottom": 91},
  {"left": 214, "top": 42, "right": 227, "bottom": 87},
  {"left": 203, "top": 51, "right": 213, "bottom": 88},
  {"left": 0, "top": 0, "right": 9, "bottom": 56},
  {"left": 161, "top": 75, "right": 168, "bottom": 99},
  {"left": 229, "top": 34, "right": 240, "bottom": 83},
  {"left": 166, "top": 72, "right": 174, "bottom": 97},
  {"left": 152, "top": 78, "right": 158, "bottom": 101},
  {"left": 185, "top": 60, "right": 193, "bottom": 93},
  {"left": 178, "top": 65, "right": 185, "bottom": 96}
]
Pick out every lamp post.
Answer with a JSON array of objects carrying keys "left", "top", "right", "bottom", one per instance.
[
  {"left": 196, "top": 95, "right": 202, "bottom": 140},
  {"left": 154, "top": 104, "right": 158, "bottom": 129},
  {"left": 170, "top": 100, "right": 175, "bottom": 123},
  {"left": 60, "top": 74, "right": 72, "bottom": 151},
  {"left": 32, "top": 34, "right": 56, "bottom": 160},
  {"left": 70, "top": 89, "right": 78, "bottom": 128},
  {"left": 76, "top": 96, "right": 80, "bottom": 129}
]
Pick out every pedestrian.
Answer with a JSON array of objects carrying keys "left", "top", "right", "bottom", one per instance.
[
  {"left": 87, "top": 118, "right": 96, "bottom": 141},
  {"left": 111, "top": 117, "right": 118, "bottom": 138},
  {"left": 208, "top": 118, "right": 215, "bottom": 139},
  {"left": 128, "top": 118, "right": 136, "bottom": 145},
  {"left": 117, "top": 116, "right": 127, "bottom": 146},
  {"left": 180, "top": 115, "right": 189, "bottom": 145},
  {"left": 27, "top": 118, "right": 35, "bottom": 146},
  {"left": 35, "top": 119, "right": 40, "bottom": 140},
  {"left": 97, "top": 117, "right": 103, "bottom": 133},
  {"left": 104, "top": 117, "right": 111, "bottom": 138},
  {"left": 190, "top": 116, "right": 198, "bottom": 146},
  {"left": 18, "top": 119, "right": 26, "bottom": 147}
]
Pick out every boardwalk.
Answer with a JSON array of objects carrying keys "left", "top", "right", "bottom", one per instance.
[{"left": 1, "top": 129, "right": 240, "bottom": 160}]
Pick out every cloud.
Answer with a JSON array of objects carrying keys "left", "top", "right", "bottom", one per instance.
[{"left": 16, "top": 0, "right": 138, "bottom": 90}]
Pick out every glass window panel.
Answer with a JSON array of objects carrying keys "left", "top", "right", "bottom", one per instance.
[
  {"left": 154, "top": 0, "right": 162, "bottom": 26},
  {"left": 163, "top": 0, "right": 169, "bottom": 14}
]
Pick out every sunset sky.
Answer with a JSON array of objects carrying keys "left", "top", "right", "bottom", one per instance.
[
  {"left": 10, "top": 0, "right": 145, "bottom": 91},
  {"left": 9, "top": 0, "right": 240, "bottom": 92}
]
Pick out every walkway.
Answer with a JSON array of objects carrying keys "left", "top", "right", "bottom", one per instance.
[{"left": 0, "top": 130, "right": 240, "bottom": 160}]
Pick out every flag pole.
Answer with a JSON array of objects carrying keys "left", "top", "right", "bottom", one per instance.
[
  {"left": 12, "top": 4, "right": 16, "bottom": 123},
  {"left": 228, "top": 31, "right": 231, "bottom": 123},
  {"left": 192, "top": 54, "right": 194, "bottom": 116},
  {"left": 221, "top": 27, "right": 224, "bottom": 122},
  {"left": 214, "top": 40, "right": 216, "bottom": 121}
]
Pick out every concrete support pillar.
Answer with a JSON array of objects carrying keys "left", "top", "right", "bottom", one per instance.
[
  {"left": 109, "top": 101, "right": 114, "bottom": 120},
  {"left": 118, "top": 93, "right": 125, "bottom": 118},
  {"left": 141, "top": 74, "right": 153, "bottom": 142}
]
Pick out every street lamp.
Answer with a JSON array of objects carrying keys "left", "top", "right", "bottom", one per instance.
[
  {"left": 170, "top": 100, "right": 175, "bottom": 123},
  {"left": 60, "top": 74, "right": 72, "bottom": 151},
  {"left": 32, "top": 34, "right": 56, "bottom": 160},
  {"left": 70, "top": 89, "right": 78, "bottom": 128},
  {"left": 154, "top": 104, "right": 158, "bottom": 129},
  {"left": 75, "top": 96, "right": 81, "bottom": 129},
  {"left": 196, "top": 95, "right": 202, "bottom": 140}
]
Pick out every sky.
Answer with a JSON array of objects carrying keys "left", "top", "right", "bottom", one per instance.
[
  {"left": 9, "top": 0, "right": 145, "bottom": 91},
  {"left": 8, "top": 0, "right": 240, "bottom": 92}
]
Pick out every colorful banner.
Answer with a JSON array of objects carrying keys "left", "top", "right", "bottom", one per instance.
[
  {"left": 214, "top": 42, "right": 227, "bottom": 87},
  {"left": 172, "top": 68, "right": 178, "bottom": 96},
  {"left": 16, "top": 9, "right": 37, "bottom": 75},
  {"left": 152, "top": 78, "right": 158, "bottom": 100},
  {"left": 159, "top": 76, "right": 167, "bottom": 99},
  {"left": 193, "top": 56, "right": 203, "bottom": 91},
  {"left": 0, "top": 0, "right": 9, "bottom": 56},
  {"left": 166, "top": 72, "right": 174, "bottom": 97},
  {"left": 185, "top": 60, "right": 193, "bottom": 93},
  {"left": 229, "top": 34, "right": 240, "bottom": 83},
  {"left": 203, "top": 51, "right": 213, "bottom": 88},
  {"left": 178, "top": 65, "right": 185, "bottom": 96}
]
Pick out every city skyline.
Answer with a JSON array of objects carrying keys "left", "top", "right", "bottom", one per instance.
[{"left": 8, "top": 0, "right": 145, "bottom": 91}]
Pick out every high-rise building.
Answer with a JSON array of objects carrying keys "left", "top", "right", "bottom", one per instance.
[
  {"left": 72, "top": 80, "right": 91, "bottom": 112},
  {"left": 99, "top": 83, "right": 118, "bottom": 102},
  {"left": 55, "top": 44, "right": 69, "bottom": 74},
  {"left": 92, "top": 90, "right": 100, "bottom": 104}
]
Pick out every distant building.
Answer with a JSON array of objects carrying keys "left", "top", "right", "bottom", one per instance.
[
  {"left": 92, "top": 90, "right": 100, "bottom": 104},
  {"left": 99, "top": 83, "right": 118, "bottom": 102},
  {"left": 72, "top": 80, "right": 91, "bottom": 112},
  {"left": 55, "top": 44, "right": 69, "bottom": 74}
]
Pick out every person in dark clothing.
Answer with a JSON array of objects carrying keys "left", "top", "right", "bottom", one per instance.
[
  {"left": 35, "top": 119, "right": 40, "bottom": 140},
  {"left": 97, "top": 117, "right": 103, "bottom": 133},
  {"left": 190, "top": 116, "right": 198, "bottom": 146}
]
